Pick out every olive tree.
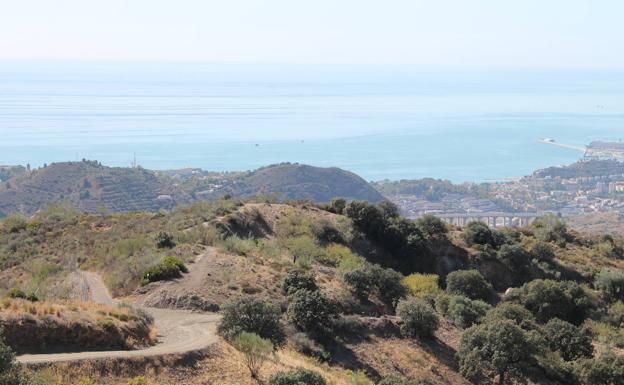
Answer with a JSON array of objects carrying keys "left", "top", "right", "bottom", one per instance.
[{"left": 458, "top": 319, "right": 536, "bottom": 385}]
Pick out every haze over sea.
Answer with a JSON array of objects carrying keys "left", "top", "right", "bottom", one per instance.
[{"left": 1, "top": 61, "right": 623, "bottom": 183}]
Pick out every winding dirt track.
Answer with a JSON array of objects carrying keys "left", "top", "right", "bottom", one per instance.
[{"left": 17, "top": 253, "right": 221, "bottom": 364}]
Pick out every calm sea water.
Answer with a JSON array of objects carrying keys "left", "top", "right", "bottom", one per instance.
[{"left": 1, "top": 61, "right": 623, "bottom": 182}]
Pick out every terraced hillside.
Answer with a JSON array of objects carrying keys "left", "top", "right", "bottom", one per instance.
[
  {"left": 0, "top": 162, "right": 385, "bottom": 218},
  {"left": 0, "top": 160, "right": 192, "bottom": 217},
  {"left": 184, "top": 163, "right": 385, "bottom": 203}
]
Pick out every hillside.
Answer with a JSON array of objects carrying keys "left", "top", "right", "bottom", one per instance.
[
  {"left": 181, "top": 163, "right": 385, "bottom": 203},
  {"left": 0, "top": 161, "right": 383, "bottom": 218},
  {"left": 0, "top": 161, "right": 192, "bottom": 217},
  {"left": 2, "top": 199, "right": 624, "bottom": 385}
]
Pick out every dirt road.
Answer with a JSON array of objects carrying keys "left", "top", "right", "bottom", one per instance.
[{"left": 17, "top": 251, "right": 221, "bottom": 364}]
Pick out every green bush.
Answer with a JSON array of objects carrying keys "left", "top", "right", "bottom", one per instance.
[
  {"left": 445, "top": 269, "right": 494, "bottom": 302},
  {"left": 140, "top": 256, "right": 187, "bottom": 284},
  {"left": 155, "top": 231, "right": 175, "bottom": 249},
  {"left": 402, "top": 273, "right": 441, "bottom": 297},
  {"left": 497, "top": 243, "right": 531, "bottom": 272},
  {"left": 595, "top": 269, "right": 624, "bottom": 302},
  {"left": 483, "top": 303, "right": 539, "bottom": 332},
  {"left": 0, "top": 326, "right": 28, "bottom": 385},
  {"left": 416, "top": 214, "right": 448, "bottom": 239},
  {"left": 378, "top": 376, "right": 423, "bottom": 385},
  {"left": 218, "top": 296, "right": 286, "bottom": 347},
  {"left": 232, "top": 332, "right": 273, "bottom": 380},
  {"left": 543, "top": 318, "right": 593, "bottom": 361},
  {"left": 287, "top": 289, "right": 338, "bottom": 334},
  {"left": 268, "top": 368, "right": 327, "bottom": 385},
  {"left": 6, "top": 288, "right": 38, "bottom": 302},
  {"left": 446, "top": 296, "right": 491, "bottom": 328},
  {"left": 396, "top": 297, "right": 439, "bottom": 338},
  {"left": 463, "top": 221, "right": 498, "bottom": 247},
  {"left": 528, "top": 240, "right": 555, "bottom": 262},
  {"left": 574, "top": 352, "right": 624, "bottom": 385},
  {"left": 458, "top": 319, "right": 536, "bottom": 385},
  {"left": 282, "top": 271, "right": 318, "bottom": 295},
  {"left": 343, "top": 264, "right": 407, "bottom": 307},
  {"left": 505, "top": 279, "right": 595, "bottom": 325},
  {"left": 532, "top": 214, "right": 569, "bottom": 247}
]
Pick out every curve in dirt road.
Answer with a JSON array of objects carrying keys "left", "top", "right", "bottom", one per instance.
[{"left": 17, "top": 251, "right": 221, "bottom": 365}]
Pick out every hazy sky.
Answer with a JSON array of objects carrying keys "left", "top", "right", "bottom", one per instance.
[{"left": 1, "top": 0, "right": 622, "bottom": 67}]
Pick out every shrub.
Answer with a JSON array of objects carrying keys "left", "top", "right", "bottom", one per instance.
[
  {"left": 574, "top": 352, "right": 624, "bottom": 385},
  {"left": 402, "top": 273, "right": 441, "bottom": 297},
  {"left": 140, "top": 256, "right": 187, "bottom": 284},
  {"left": 532, "top": 214, "right": 569, "bottom": 246},
  {"left": 268, "top": 368, "right": 327, "bottom": 385},
  {"left": 343, "top": 267, "right": 376, "bottom": 300},
  {"left": 218, "top": 296, "right": 286, "bottom": 347},
  {"left": 445, "top": 270, "right": 494, "bottom": 302},
  {"left": 484, "top": 303, "right": 538, "bottom": 331},
  {"left": 329, "top": 198, "right": 347, "bottom": 214},
  {"left": 155, "top": 231, "right": 175, "bottom": 249},
  {"left": 458, "top": 319, "right": 536, "bottom": 385},
  {"left": 416, "top": 214, "right": 448, "bottom": 239},
  {"left": 528, "top": 240, "right": 555, "bottom": 262},
  {"left": 595, "top": 269, "right": 624, "bottom": 302},
  {"left": 343, "top": 264, "right": 407, "bottom": 307},
  {"left": 287, "top": 289, "right": 338, "bottom": 334},
  {"left": 6, "top": 288, "right": 38, "bottom": 302},
  {"left": 282, "top": 271, "right": 318, "bottom": 295},
  {"left": 463, "top": 221, "right": 497, "bottom": 247},
  {"left": 126, "top": 376, "right": 147, "bottom": 385},
  {"left": 233, "top": 332, "right": 273, "bottom": 380},
  {"left": 291, "top": 332, "right": 330, "bottom": 361},
  {"left": 542, "top": 318, "right": 593, "bottom": 361},
  {"left": 396, "top": 297, "right": 439, "bottom": 338},
  {"left": 0, "top": 326, "right": 28, "bottom": 385},
  {"left": 505, "top": 279, "right": 595, "bottom": 325},
  {"left": 446, "top": 296, "right": 491, "bottom": 328},
  {"left": 497, "top": 243, "right": 531, "bottom": 272},
  {"left": 378, "top": 376, "right": 423, "bottom": 385}
]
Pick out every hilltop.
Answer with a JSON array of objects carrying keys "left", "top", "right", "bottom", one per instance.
[
  {"left": 0, "top": 161, "right": 192, "bottom": 218},
  {"left": 186, "top": 163, "right": 384, "bottom": 203},
  {"left": 0, "top": 161, "right": 383, "bottom": 218}
]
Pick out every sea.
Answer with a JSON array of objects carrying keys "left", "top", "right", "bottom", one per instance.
[{"left": 1, "top": 61, "right": 623, "bottom": 183}]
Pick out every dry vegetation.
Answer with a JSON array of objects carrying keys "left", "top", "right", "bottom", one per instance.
[
  {"left": 3, "top": 199, "right": 624, "bottom": 385},
  {"left": 0, "top": 299, "right": 155, "bottom": 353}
]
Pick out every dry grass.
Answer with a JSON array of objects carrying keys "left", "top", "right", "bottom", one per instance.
[{"left": 0, "top": 299, "right": 155, "bottom": 352}]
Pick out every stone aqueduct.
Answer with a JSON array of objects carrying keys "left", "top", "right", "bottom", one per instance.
[{"left": 434, "top": 212, "right": 541, "bottom": 228}]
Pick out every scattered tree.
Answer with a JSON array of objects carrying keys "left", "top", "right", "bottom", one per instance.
[
  {"left": 287, "top": 289, "right": 338, "bottom": 334},
  {"left": 446, "top": 295, "right": 491, "bottom": 328},
  {"left": 268, "top": 368, "right": 327, "bottom": 385},
  {"left": 445, "top": 269, "right": 494, "bottom": 302},
  {"left": 396, "top": 297, "right": 439, "bottom": 338},
  {"left": 574, "top": 352, "right": 624, "bottom": 385},
  {"left": 595, "top": 269, "right": 624, "bottom": 302},
  {"left": 416, "top": 214, "right": 448, "bottom": 239},
  {"left": 542, "top": 318, "right": 593, "bottom": 361},
  {"left": 155, "top": 231, "right": 175, "bottom": 249},
  {"left": 0, "top": 326, "right": 28, "bottom": 385},
  {"left": 218, "top": 296, "right": 286, "bottom": 347},
  {"left": 233, "top": 332, "right": 273, "bottom": 381},
  {"left": 282, "top": 271, "right": 318, "bottom": 295},
  {"left": 458, "top": 319, "right": 536, "bottom": 385},
  {"left": 505, "top": 279, "right": 594, "bottom": 325}
]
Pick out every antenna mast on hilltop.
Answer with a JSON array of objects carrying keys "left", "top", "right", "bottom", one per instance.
[{"left": 132, "top": 153, "right": 137, "bottom": 168}]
